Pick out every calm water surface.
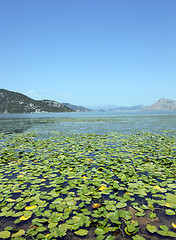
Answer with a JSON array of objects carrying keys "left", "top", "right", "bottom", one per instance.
[{"left": 0, "top": 110, "right": 176, "bottom": 135}]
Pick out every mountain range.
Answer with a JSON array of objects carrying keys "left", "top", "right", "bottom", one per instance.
[
  {"left": 87, "top": 104, "right": 144, "bottom": 111},
  {"left": 0, "top": 89, "right": 176, "bottom": 113}
]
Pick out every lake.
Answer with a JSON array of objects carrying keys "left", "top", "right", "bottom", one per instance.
[
  {"left": 0, "top": 111, "right": 176, "bottom": 239},
  {"left": 0, "top": 110, "right": 176, "bottom": 135}
]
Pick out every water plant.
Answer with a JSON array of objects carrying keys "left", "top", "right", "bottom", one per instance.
[{"left": 0, "top": 130, "right": 176, "bottom": 239}]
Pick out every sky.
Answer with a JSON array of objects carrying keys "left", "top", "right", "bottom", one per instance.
[{"left": 0, "top": 0, "right": 176, "bottom": 107}]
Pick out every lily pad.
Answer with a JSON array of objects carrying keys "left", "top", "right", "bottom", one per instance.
[
  {"left": 149, "top": 212, "right": 156, "bottom": 219},
  {"left": 95, "top": 227, "right": 106, "bottom": 236},
  {"left": 157, "top": 230, "right": 176, "bottom": 237},
  {"left": 165, "top": 209, "right": 175, "bottom": 215},
  {"left": 11, "top": 229, "right": 25, "bottom": 237},
  {"left": 25, "top": 205, "right": 37, "bottom": 210},
  {"left": 48, "top": 222, "right": 58, "bottom": 228},
  {"left": 132, "top": 235, "right": 146, "bottom": 240},
  {"left": 116, "top": 202, "right": 127, "bottom": 208},
  {"left": 74, "top": 229, "right": 88, "bottom": 236},
  {"left": 36, "top": 226, "right": 47, "bottom": 232},
  {"left": 20, "top": 215, "right": 31, "bottom": 221},
  {"left": 110, "top": 210, "right": 120, "bottom": 224},
  {"left": 127, "top": 223, "right": 136, "bottom": 233},
  {"left": 146, "top": 224, "right": 157, "bottom": 233},
  {"left": 106, "top": 236, "right": 115, "bottom": 240},
  {"left": 0, "top": 231, "right": 11, "bottom": 239},
  {"left": 159, "top": 225, "right": 168, "bottom": 231}
]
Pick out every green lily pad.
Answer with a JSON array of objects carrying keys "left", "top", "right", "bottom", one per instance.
[
  {"left": 78, "top": 215, "right": 86, "bottom": 227},
  {"left": 146, "top": 224, "right": 157, "bottom": 233},
  {"left": 36, "top": 226, "right": 47, "bottom": 232},
  {"left": 116, "top": 202, "right": 127, "bottom": 208},
  {"left": 74, "top": 229, "right": 88, "bottom": 236},
  {"left": 106, "top": 235, "right": 115, "bottom": 240},
  {"left": 121, "top": 211, "right": 131, "bottom": 220},
  {"left": 48, "top": 222, "right": 58, "bottom": 228},
  {"left": 135, "top": 211, "right": 145, "bottom": 217},
  {"left": 97, "top": 235, "right": 106, "bottom": 240},
  {"left": 132, "top": 235, "right": 146, "bottom": 240},
  {"left": 113, "top": 181, "right": 119, "bottom": 189},
  {"left": 160, "top": 225, "right": 169, "bottom": 231},
  {"left": 157, "top": 230, "right": 176, "bottom": 237},
  {"left": 11, "top": 229, "right": 25, "bottom": 237},
  {"left": 36, "top": 233, "right": 45, "bottom": 239},
  {"left": 165, "top": 209, "right": 175, "bottom": 215},
  {"left": 110, "top": 210, "right": 120, "bottom": 224},
  {"left": 149, "top": 212, "right": 156, "bottom": 219},
  {"left": 127, "top": 223, "right": 136, "bottom": 233},
  {"left": 0, "top": 231, "right": 11, "bottom": 239},
  {"left": 23, "top": 210, "right": 33, "bottom": 218},
  {"left": 166, "top": 193, "right": 176, "bottom": 203},
  {"left": 95, "top": 228, "right": 106, "bottom": 236}
]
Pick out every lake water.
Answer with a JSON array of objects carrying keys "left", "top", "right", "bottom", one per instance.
[{"left": 0, "top": 110, "right": 176, "bottom": 135}]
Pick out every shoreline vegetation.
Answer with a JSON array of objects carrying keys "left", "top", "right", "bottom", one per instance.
[{"left": 0, "top": 130, "right": 176, "bottom": 239}]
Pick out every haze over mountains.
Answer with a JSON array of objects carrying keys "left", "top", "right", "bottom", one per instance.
[
  {"left": 0, "top": 89, "right": 176, "bottom": 113},
  {"left": 86, "top": 104, "right": 144, "bottom": 111}
]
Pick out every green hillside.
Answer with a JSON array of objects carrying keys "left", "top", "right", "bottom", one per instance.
[{"left": 0, "top": 89, "right": 74, "bottom": 113}]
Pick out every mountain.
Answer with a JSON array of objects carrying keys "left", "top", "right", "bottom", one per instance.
[
  {"left": 85, "top": 104, "right": 144, "bottom": 111},
  {"left": 142, "top": 98, "right": 176, "bottom": 110},
  {"left": 62, "top": 103, "right": 92, "bottom": 112},
  {"left": 108, "top": 105, "right": 144, "bottom": 111},
  {"left": 0, "top": 89, "right": 74, "bottom": 113}
]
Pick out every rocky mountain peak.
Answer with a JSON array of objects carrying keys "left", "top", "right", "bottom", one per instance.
[{"left": 143, "top": 98, "right": 176, "bottom": 110}]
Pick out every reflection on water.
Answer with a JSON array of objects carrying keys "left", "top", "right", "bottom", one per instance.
[
  {"left": 0, "top": 118, "right": 57, "bottom": 134},
  {"left": 0, "top": 111, "right": 176, "bottom": 135}
]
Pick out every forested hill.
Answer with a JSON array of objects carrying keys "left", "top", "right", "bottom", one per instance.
[{"left": 0, "top": 89, "right": 74, "bottom": 113}]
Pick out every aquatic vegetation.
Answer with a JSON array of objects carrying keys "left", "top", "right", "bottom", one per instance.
[{"left": 0, "top": 130, "right": 176, "bottom": 239}]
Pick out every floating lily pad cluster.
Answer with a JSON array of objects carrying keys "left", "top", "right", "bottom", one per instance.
[{"left": 0, "top": 130, "right": 176, "bottom": 239}]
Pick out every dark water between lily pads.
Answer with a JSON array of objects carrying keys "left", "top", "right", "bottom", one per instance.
[{"left": 0, "top": 110, "right": 176, "bottom": 135}]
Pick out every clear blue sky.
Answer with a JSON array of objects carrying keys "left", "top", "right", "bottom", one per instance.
[{"left": 1, "top": 0, "right": 176, "bottom": 107}]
